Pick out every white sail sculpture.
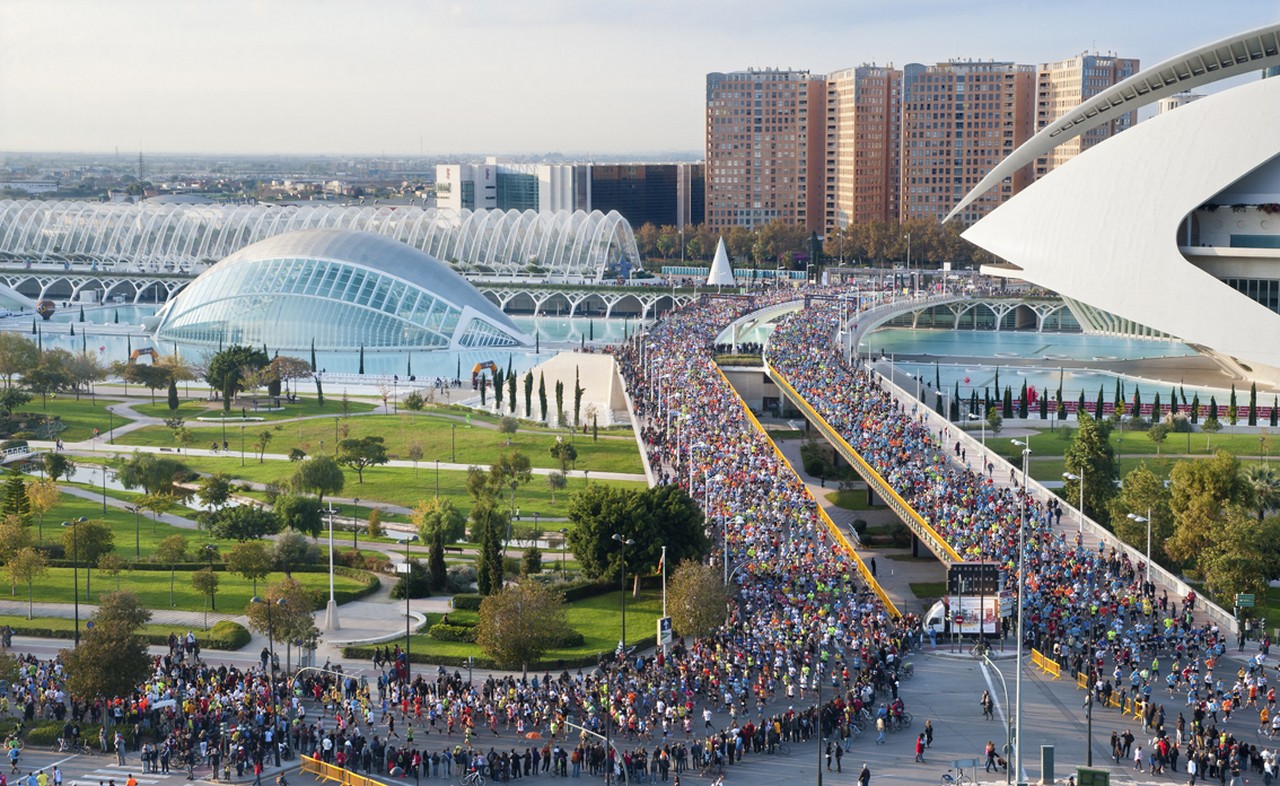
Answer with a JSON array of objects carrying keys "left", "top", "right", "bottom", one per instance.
[{"left": 706, "top": 237, "right": 735, "bottom": 287}]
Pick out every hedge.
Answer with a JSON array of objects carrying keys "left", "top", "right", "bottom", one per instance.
[
  {"left": 0, "top": 620, "right": 251, "bottom": 650},
  {"left": 451, "top": 581, "right": 615, "bottom": 611},
  {"left": 451, "top": 594, "right": 482, "bottom": 610},
  {"left": 428, "top": 623, "right": 476, "bottom": 643},
  {"left": 340, "top": 637, "right": 654, "bottom": 671}
]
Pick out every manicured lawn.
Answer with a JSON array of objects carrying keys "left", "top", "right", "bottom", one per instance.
[
  {"left": 132, "top": 396, "right": 376, "bottom": 422},
  {"left": 0, "top": 613, "right": 241, "bottom": 643},
  {"left": 12, "top": 567, "right": 367, "bottom": 614},
  {"left": 13, "top": 398, "right": 122, "bottom": 442},
  {"left": 112, "top": 412, "right": 644, "bottom": 474},
  {"left": 825, "top": 489, "right": 885, "bottom": 511},
  {"left": 909, "top": 581, "right": 946, "bottom": 599},
  {"left": 80, "top": 454, "right": 640, "bottom": 519},
  {"left": 384, "top": 588, "right": 663, "bottom": 665}
]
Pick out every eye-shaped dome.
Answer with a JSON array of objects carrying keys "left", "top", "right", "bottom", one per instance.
[{"left": 152, "top": 229, "right": 530, "bottom": 351}]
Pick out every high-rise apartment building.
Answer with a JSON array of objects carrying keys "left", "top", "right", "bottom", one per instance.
[
  {"left": 705, "top": 68, "right": 827, "bottom": 232},
  {"left": 1036, "top": 53, "right": 1139, "bottom": 177},
  {"left": 899, "top": 61, "right": 1037, "bottom": 224},
  {"left": 826, "top": 65, "right": 903, "bottom": 233}
]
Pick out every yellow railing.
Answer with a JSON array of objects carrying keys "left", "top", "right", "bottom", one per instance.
[
  {"left": 764, "top": 363, "right": 962, "bottom": 565},
  {"left": 1030, "top": 648, "right": 1061, "bottom": 679},
  {"left": 711, "top": 363, "right": 901, "bottom": 619},
  {"left": 303, "top": 755, "right": 394, "bottom": 786}
]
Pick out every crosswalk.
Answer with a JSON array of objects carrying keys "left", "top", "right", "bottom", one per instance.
[{"left": 70, "top": 763, "right": 186, "bottom": 786}]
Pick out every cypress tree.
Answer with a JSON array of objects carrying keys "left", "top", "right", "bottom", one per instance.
[
  {"left": 479, "top": 375, "right": 488, "bottom": 407},
  {"left": 78, "top": 305, "right": 85, "bottom": 322},
  {"left": 167, "top": 377, "right": 179, "bottom": 411},
  {"left": 114, "top": 309, "right": 119, "bottom": 324},
  {"left": 69, "top": 322, "right": 75, "bottom": 336},
  {"left": 358, "top": 345, "right": 365, "bottom": 375},
  {"left": 1095, "top": 386, "right": 1104, "bottom": 419},
  {"left": 428, "top": 528, "right": 447, "bottom": 591},
  {"left": 538, "top": 373, "right": 548, "bottom": 422},
  {"left": 1018, "top": 381, "right": 1028, "bottom": 419},
  {"left": 1, "top": 472, "right": 29, "bottom": 523},
  {"left": 1209, "top": 395, "right": 1218, "bottom": 421},
  {"left": 1190, "top": 393, "right": 1200, "bottom": 424},
  {"left": 507, "top": 373, "right": 517, "bottom": 414},
  {"left": 1039, "top": 390, "right": 1048, "bottom": 420},
  {"left": 407, "top": 353, "right": 412, "bottom": 378},
  {"left": 315, "top": 376, "right": 325, "bottom": 407},
  {"left": 1170, "top": 387, "right": 1179, "bottom": 415},
  {"left": 1273, "top": 397, "right": 1278, "bottom": 428},
  {"left": 1249, "top": 382, "right": 1258, "bottom": 426},
  {"left": 1152, "top": 393, "right": 1162, "bottom": 423},
  {"left": 1002, "top": 386, "right": 1014, "bottom": 419},
  {"left": 1078, "top": 390, "right": 1086, "bottom": 420},
  {"left": 310, "top": 339, "right": 317, "bottom": 373},
  {"left": 1132, "top": 386, "right": 1142, "bottom": 420},
  {"left": 524, "top": 372, "right": 534, "bottom": 419}
]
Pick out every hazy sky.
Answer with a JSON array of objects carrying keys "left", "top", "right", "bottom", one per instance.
[{"left": 2, "top": 0, "right": 1276, "bottom": 157}]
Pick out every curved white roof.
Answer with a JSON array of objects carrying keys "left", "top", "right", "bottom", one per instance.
[
  {"left": 948, "top": 23, "right": 1280, "bottom": 222},
  {"left": 962, "top": 74, "right": 1280, "bottom": 384},
  {"left": 0, "top": 202, "right": 641, "bottom": 282}
]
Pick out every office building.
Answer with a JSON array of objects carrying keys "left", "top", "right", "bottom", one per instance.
[
  {"left": 1036, "top": 53, "right": 1139, "bottom": 177},
  {"left": 826, "top": 65, "right": 902, "bottom": 233}
]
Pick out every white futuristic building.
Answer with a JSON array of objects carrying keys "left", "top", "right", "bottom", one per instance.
[
  {"left": 0, "top": 201, "right": 641, "bottom": 283},
  {"left": 152, "top": 229, "right": 531, "bottom": 351},
  {"left": 954, "top": 24, "right": 1280, "bottom": 386}
]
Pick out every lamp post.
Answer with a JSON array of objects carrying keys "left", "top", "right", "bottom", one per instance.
[
  {"left": 979, "top": 647, "right": 1015, "bottom": 785},
  {"left": 1063, "top": 471, "right": 1085, "bottom": 536},
  {"left": 352, "top": 498, "right": 360, "bottom": 549},
  {"left": 435, "top": 460, "right": 440, "bottom": 498},
  {"left": 612, "top": 534, "right": 634, "bottom": 654},
  {"left": 1010, "top": 439, "right": 1032, "bottom": 786},
  {"left": 203, "top": 543, "right": 217, "bottom": 610},
  {"left": 101, "top": 465, "right": 108, "bottom": 513},
  {"left": 904, "top": 232, "right": 912, "bottom": 297},
  {"left": 130, "top": 504, "right": 141, "bottom": 558},
  {"left": 324, "top": 502, "right": 340, "bottom": 630},
  {"left": 1127, "top": 509, "right": 1152, "bottom": 586},
  {"left": 451, "top": 424, "right": 456, "bottom": 463},
  {"left": 240, "top": 424, "right": 246, "bottom": 467},
  {"left": 558, "top": 527, "right": 567, "bottom": 577},
  {"left": 396, "top": 560, "right": 413, "bottom": 685},
  {"left": 61, "top": 517, "right": 86, "bottom": 646}
]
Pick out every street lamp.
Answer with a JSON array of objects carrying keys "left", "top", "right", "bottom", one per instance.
[
  {"left": 557, "top": 526, "right": 566, "bottom": 576},
  {"left": 904, "top": 232, "right": 912, "bottom": 297},
  {"left": 1010, "top": 439, "right": 1032, "bottom": 786},
  {"left": 352, "top": 498, "right": 360, "bottom": 549},
  {"left": 240, "top": 424, "right": 246, "bottom": 467},
  {"left": 61, "top": 517, "right": 87, "bottom": 646},
  {"left": 1063, "top": 471, "right": 1085, "bottom": 536},
  {"left": 451, "top": 424, "right": 456, "bottom": 463},
  {"left": 324, "top": 502, "right": 340, "bottom": 630},
  {"left": 977, "top": 646, "right": 1015, "bottom": 785},
  {"left": 203, "top": 544, "right": 217, "bottom": 610},
  {"left": 130, "top": 504, "right": 141, "bottom": 558},
  {"left": 395, "top": 560, "right": 413, "bottom": 685},
  {"left": 1127, "top": 509, "right": 1152, "bottom": 586},
  {"left": 612, "top": 535, "right": 635, "bottom": 655},
  {"left": 250, "top": 595, "right": 285, "bottom": 670}
]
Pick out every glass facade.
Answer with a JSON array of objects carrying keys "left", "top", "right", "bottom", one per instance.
[{"left": 153, "top": 230, "right": 527, "bottom": 351}]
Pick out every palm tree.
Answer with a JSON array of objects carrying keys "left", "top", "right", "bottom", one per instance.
[{"left": 1243, "top": 464, "right": 1280, "bottom": 522}]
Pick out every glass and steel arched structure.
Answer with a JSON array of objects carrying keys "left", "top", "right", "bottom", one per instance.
[
  {"left": 152, "top": 229, "right": 530, "bottom": 351},
  {"left": 0, "top": 201, "right": 641, "bottom": 281}
]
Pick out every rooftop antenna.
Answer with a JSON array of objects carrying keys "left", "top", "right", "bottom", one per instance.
[{"left": 138, "top": 148, "right": 144, "bottom": 182}]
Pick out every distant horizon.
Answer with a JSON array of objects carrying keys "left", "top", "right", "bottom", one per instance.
[{"left": 2, "top": 0, "right": 1276, "bottom": 156}]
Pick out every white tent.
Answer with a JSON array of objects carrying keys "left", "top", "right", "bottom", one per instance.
[{"left": 706, "top": 237, "right": 735, "bottom": 287}]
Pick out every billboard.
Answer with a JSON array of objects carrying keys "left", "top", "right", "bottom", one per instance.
[{"left": 944, "top": 595, "right": 1002, "bottom": 635}]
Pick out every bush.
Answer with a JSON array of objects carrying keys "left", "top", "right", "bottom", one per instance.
[
  {"left": 452, "top": 593, "right": 483, "bottom": 611},
  {"left": 391, "top": 560, "right": 432, "bottom": 600},
  {"left": 446, "top": 564, "right": 476, "bottom": 593},
  {"left": 207, "top": 620, "right": 252, "bottom": 649},
  {"left": 428, "top": 623, "right": 476, "bottom": 642},
  {"left": 403, "top": 391, "right": 425, "bottom": 411}
]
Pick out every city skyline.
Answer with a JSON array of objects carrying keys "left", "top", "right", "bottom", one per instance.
[{"left": 1, "top": 0, "right": 1276, "bottom": 157}]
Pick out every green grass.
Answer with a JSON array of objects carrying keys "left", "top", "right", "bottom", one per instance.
[
  {"left": 132, "top": 397, "right": 377, "bottom": 421},
  {"left": 0, "top": 613, "right": 234, "bottom": 642},
  {"left": 79, "top": 454, "right": 641, "bottom": 519},
  {"left": 112, "top": 413, "right": 644, "bottom": 474},
  {"left": 6, "top": 567, "right": 367, "bottom": 614},
  {"left": 13, "top": 398, "right": 123, "bottom": 441},
  {"left": 385, "top": 588, "right": 663, "bottom": 663},
  {"left": 824, "top": 489, "right": 885, "bottom": 511},
  {"left": 909, "top": 581, "right": 947, "bottom": 599}
]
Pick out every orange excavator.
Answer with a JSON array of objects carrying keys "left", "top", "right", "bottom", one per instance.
[{"left": 471, "top": 361, "right": 498, "bottom": 388}]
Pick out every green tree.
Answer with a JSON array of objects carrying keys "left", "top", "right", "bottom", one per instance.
[
  {"left": 1243, "top": 463, "right": 1280, "bottom": 523},
  {"left": 1108, "top": 463, "right": 1174, "bottom": 563},
  {"left": 1, "top": 472, "right": 29, "bottom": 523},
  {"left": 272, "top": 531, "right": 319, "bottom": 576},
  {"left": 336, "top": 436, "right": 388, "bottom": 483},
  {"left": 1166, "top": 450, "right": 1246, "bottom": 570},
  {"left": 366, "top": 507, "right": 383, "bottom": 539},
  {"left": 115, "top": 453, "right": 192, "bottom": 496},
  {"left": 1202, "top": 416, "right": 1223, "bottom": 449},
  {"left": 547, "top": 470, "right": 568, "bottom": 503},
  {"left": 197, "top": 473, "right": 233, "bottom": 514},
  {"left": 191, "top": 568, "right": 219, "bottom": 628},
  {"left": 573, "top": 366, "right": 584, "bottom": 429},
  {"left": 1195, "top": 507, "right": 1280, "bottom": 600},
  {"left": 7, "top": 547, "right": 47, "bottom": 618},
  {"left": 475, "top": 578, "right": 571, "bottom": 673},
  {"left": 985, "top": 406, "right": 1003, "bottom": 437},
  {"left": 1063, "top": 412, "right": 1119, "bottom": 525},
  {"left": 428, "top": 528, "right": 448, "bottom": 591},
  {"left": 24, "top": 349, "right": 75, "bottom": 407},
  {"left": 668, "top": 559, "right": 730, "bottom": 638},
  {"left": 62, "top": 591, "right": 151, "bottom": 699},
  {"left": 254, "top": 429, "right": 273, "bottom": 462},
  {"left": 1147, "top": 422, "right": 1170, "bottom": 456},
  {"left": 524, "top": 372, "right": 535, "bottom": 418},
  {"left": 25, "top": 479, "right": 59, "bottom": 545},
  {"left": 291, "top": 455, "right": 345, "bottom": 502},
  {"left": 244, "top": 577, "right": 316, "bottom": 655},
  {"left": 208, "top": 505, "right": 280, "bottom": 541},
  {"left": 550, "top": 439, "right": 577, "bottom": 472},
  {"left": 538, "top": 372, "right": 548, "bottom": 422},
  {"left": 205, "top": 345, "right": 269, "bottom": 412},
  {"left": 42, "top": 452, "right": 75, "bottom": 482},
  {"left": 0, "top": 333, "right": 38, "bottom": 389},
  {"left": 60, "top": 519, "right": 114, "bottom": 598},
  {"left": 490, "top": 451, "right": 532, "bottom": 526},
  {"left": 226, "top": 541, "right": 273, "bottom": 595},
  {"left": 499, "top": 416, "right": 519, "bottom": 446},
  {"left": 411, "top": 496, "right": 466, "bottom": 544},
  {"left": 554, "top": 380, "right": 565, "bottom": 425},
  {"left": 155, "top": 534, "right": 188, "bottom": 607},
  {"left": 521, "top": 545, "right": 542, "bottom": 576},
  {"left": 98, "top": 553, "right": 125, "bottom": 592},
  {"left": 274, "top": 494, "right": 324, "bottom": 538},
  {"left": 472, "top": 498, "right": 507, "bottom": 595},
  {"left": 507, "top": 373, "right": 517, "bottom": 414},
  {"left": 567, "top": 484, "right": 708, "bottom": 583}
]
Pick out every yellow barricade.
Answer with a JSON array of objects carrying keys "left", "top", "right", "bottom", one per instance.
[
  {"left": 1076, "top": 671, "right": 1089, "bottom": 690},
  {"left": 303, "top": 755, "right": 394, "bottom": 786},
  {"left": 711, "top": 363, "right": 901, "bottom": 619},
  {"left": 1030, "top": 649, "right": 1061, "bottom": 679}
]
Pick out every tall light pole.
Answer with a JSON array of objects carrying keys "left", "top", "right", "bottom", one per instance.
[
  {"left": 325, "top": 502, "right": 340, "bottom": 630},
  {"left": 968, "top": 412, "right": 987, "bottom": 456},
  {"left": 451, "top": 424, "right": 456, "bottom": 463},
  {"left": 612, "top": 534, "right": 634, "bottom": 654},
  {"left": 1063, "top": 471, "right": 1085, "bottom": 536},
  {"left": 1127, "top": 509, "right": 1152, "bottom": 585},
  {"left": 130, "top": 505, "right": 141, "bottom": 558},
  {"left": 979, "top": 648, "right": 1014, "bottom": 785},
  {"left": 904, "top": 232, "right": 912, "bottom": 297},
  {"left": 1011, "top": 439, "right": 1032, "bottom": 786},
  {"left": 352, "top": 498, "right": 360, "bottom": 549},
  {"left": 558, "top": 527, "right": 567, "bottom": 577},
  {"left": 61, "top": 517, "right": 86, "bottom": 646}
]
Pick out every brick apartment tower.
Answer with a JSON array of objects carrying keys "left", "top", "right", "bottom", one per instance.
[
  {"left": 1035, "top": 53, "right": 1140, "bottom": 178},
  {"left": 899, "top": 60, "right": 1037, "bottom": 225},
  {"left": 826, "top": 65, "right": 903, "bottom": 236},
  {"left": 705, "top": 68, "right": 827, "bottom": 232}
]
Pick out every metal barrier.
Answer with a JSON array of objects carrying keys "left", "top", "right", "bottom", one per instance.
[
  {"left": 710, "top": 363, "right": 901, "bottom": 619},
  {"left": 302, "top": 755, "right": 395, "bottom": 786},
  {"left": 1030, "top": 648, "right": 1061, "bottom": 679},
  {"left": 764, "top": 361, "right": 962, "bottom": 566}
]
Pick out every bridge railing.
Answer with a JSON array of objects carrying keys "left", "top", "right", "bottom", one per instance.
[
  {"left": 710, "top": 362, "right": 900, "bottom": 618},
  {"left": 763, "top": 359, "right": 961, "bottom": 567}
]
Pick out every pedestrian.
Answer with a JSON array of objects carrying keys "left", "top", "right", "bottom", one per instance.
[
  {"left": 1134, "top": 745, "right": 1144, "bottom": 772},
  {"left": 986, "top": 741, "right": 998, "bottom": 772},
  {"left": 925, "top": 720, "right": 934, "bottom": 748},
  {"left": 1187, "top": 756, "right": 1197, "bottom": 786},
  {"left": 825, "top": 741, "right": 832, "bottom": 772},
  {"left": 914, "top": 734, "right": 926, "bottom": 763},
  {"left": 834, "top": 744, "right": 843, "bottom": 773},
  {"left": 869, "top": 558, "right": 877, "bottom": 578},
  {"left": 858, "top": 763, "right": 871, "bottom": 786},
  {"left": 875, "top": 716, "right": 885, "bottom": 745},
  {"left": 981, "top": 690, "right": 994, "bottom": 720}
]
